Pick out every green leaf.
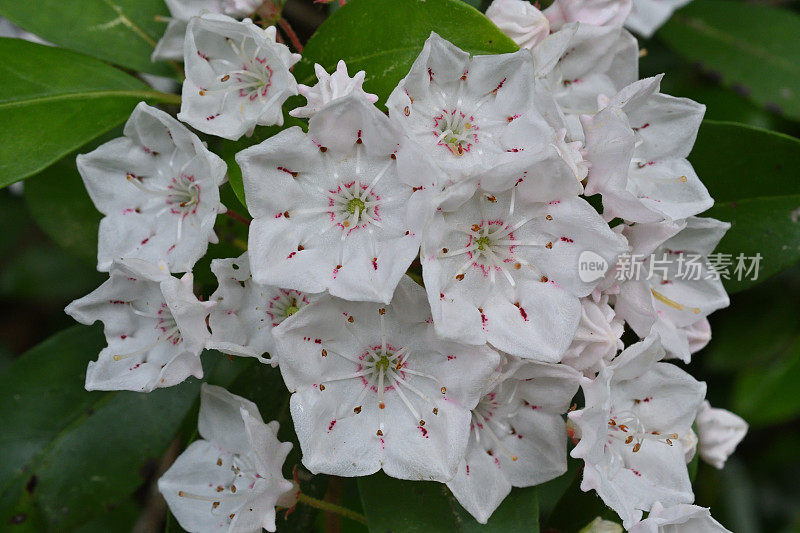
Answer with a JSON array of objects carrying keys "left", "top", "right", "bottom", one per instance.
[
  {"left": 24, "top": 158, "right": 102, "bottom": 265},
  {"left": 294, "top": 0, "right": 518, "bottom": 106},
  {"left": 358, "top": 472, "right": 538, "bottom": 532},
  {"left": 0, "top": 0, "right": 178, "bottom": 77},
  {"left": 0, "top": 38, "right": 180, "bottom": 188},
  {"left": 0, "top": 326, "right": 202, "bottom": 530},
  {"left": 690, "top": 121, "right": 800, "bottom": 292},
  {"left": 659, "top": 0, "right": 800, "bottom": 121}
]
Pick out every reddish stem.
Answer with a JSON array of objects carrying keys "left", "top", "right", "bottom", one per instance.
[
  {"left": 225, "top": 209, "right": 251, "bottom": 226},
  {"left": 278, "top": 18, "right": 304, "bottom": 52}
]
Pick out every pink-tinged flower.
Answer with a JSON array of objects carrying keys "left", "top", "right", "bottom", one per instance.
[
  {"left": 290, "top": 60, "right": 379, "bottom": 119},
  {"left": 421, "top": 189, "right": 625, "bottom": 360},
  {"left": 582, "top": 75, "right": 713, "bottom": 223},
  {"left": 545, "top": 0, "right": 632, "bottom": 30},
  {"left": 447, "top": 358, "right": 580, "bottom": 523},
  {"left": 238, "top": 95, "right": 438, "bottom": 303},
  {"left": 272, "top": 277, "right": 500, "bottom": 481},
  {"left": 152, "top": 0, "right": 263, "bottom": 61},
  {"left": 628, "top": 501, "right": 731, "bottom": 532},
  {"left": 612, "top": 218, "right": 729, "bottom": 362},
  {"left": 387, "top": 33, "right": 584, "bottom": 204},
  {"left": 65, "top": 260, "right": 213, "bottom": 392},
  {"left": 696, "top": 401, "right": 748, "bottom": 470},
  {"left": 561, "top": 295, "right": 625, "bottom": 375},
  {"left": 485, "top": 0, "right": 551, "bottom": 50},
  {"left": 208, "top": 252, "right": 314, "bottom": 363},
  {"left": 569, "top": 335, "right": 706, "bottom": 528},
  {"left": 159, "top": 384, "right": 295, "bottom": 533},
  {"left": 626, "top": 0, "right": 693, "bottom": 38},
  {"left": 179, "top": 14, "right": 300, "bottom": 140},
  {"left": 77, "top": 103, "right": 227, "bottom": 273}
]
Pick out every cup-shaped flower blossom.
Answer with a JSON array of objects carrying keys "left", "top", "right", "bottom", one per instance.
[
  {"left": 625, "top": 0, "right": 693, "bottom": 38},
  {"left": 65, "top": 260, "right": 213, "bottom": 392},
  {"left": 569, "top": 335, "right": 706, "bottom": 529},
  {"left": 696, "top": 401, "right": 748, "bottom": 470},
  {"left": 208, "top": 252, "right": 313, "bottom": 363},
  {"left": 238, "top": 95, "right": 438, "bottom": 303},
  {"left": 272, "top": 276, "right": 500, "bottom": 481},
  {"left": 421, "top": 188, "right": 625, "bottom": 360},
  {"left": 77, "top": 103, "right": 227, "bottom": 273},
  {"left": 447, "top": 358, "right": 580, "bottom": 523},
  {"left": 561, "top": 295, "right": 625, "bottom": 375},
  {"left": 582, "top": 75, "right": 713, "bottom": 223},
  {"left": 485, "top": 0, "right": 551, "bottom": 50},
  {"left": 386, "top": 33, "right": 584, "bottom": 203},
  {"left": 290, "top": 60, "right": 379, "bottom": 119},
  {"left": 544, "top": 0, "right": 632, "bottom": 30},
  {"left": 628, "top": 502, "right": 731, "bottom": 532},
  {"left": 159, "top": 384, "right": 295, "bottom": 533},
  {"left": 179, "top": 14, "right": 300, "bottom": 140},
  {"left": 613, "top": 217, "right": 730, "bottom": 362}
]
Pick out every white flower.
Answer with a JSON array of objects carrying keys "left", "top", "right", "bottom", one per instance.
[
  {"left": 545, "top": 0, "right": 632, "bottom": 30},
  {"left": 625, "top": 0, "right": 693, "bottom": 39},
  {"left": 696, "top": 401, "right": 748, "bottom": 470},
  {"left": 65, "top": 260, "right": 213, "bottom": 392},
  {"left": 238, "top": 95, "right": 437, "bottom": 303},
  {"left": 208, "top": 252, "right": 313, "bottom": 363},
  {"left": 386, "top": 33, "right": 583, "bottom": 203},
  {"left": 628, "top": 502, "right": 731, "bottom": 533},
  {"left": 159, "top": 384, "right": 295, "bottom": 533},
  {"left": 179, "top": 15, "right": 300, "bottom": 140},
  {"left": 77, "top": 103, "right": 227, "bottom": 273},
  {"left": 613, "top": 218, "right": 729, "bottom": 362},
  {"left": 569, "top": 335, "right": 706, "bottom": 528},
  {"left": 580, "top": 517, "right": 623, "bottom": 533},
  {"left": 421, "top": 188, "right": 625, "bottom": 360},
  {"left": 290, "top": 60, "right": 379, "bottom": 119},
  {"left": 561, "top": 295, "right": 625, "bottom": 375},
  {"left": 485, "top": 0, "right": 551, "bottom": 50},
  {"left": 272, "top": 276, "right": 500, "bottom": 481},
  {"left": 152, "top": 0, "right": 262, "bottom": 61},
  {"left": 447, "top": 359, "right": 580, "bottom": 523},
  {"left": 582, "top": 75, "right": 713, "bottom": 223}
]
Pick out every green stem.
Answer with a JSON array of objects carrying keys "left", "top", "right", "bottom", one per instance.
[
  {"left": 149, "top": 91, "right": 182, "bottom": 106},
  {"left": 296, "top": 493, "right": 368, "bottom": 525}
]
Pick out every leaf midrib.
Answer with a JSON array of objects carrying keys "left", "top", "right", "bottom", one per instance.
[{"left": 0, "top": 89, "right": 180, "bottom": 109}]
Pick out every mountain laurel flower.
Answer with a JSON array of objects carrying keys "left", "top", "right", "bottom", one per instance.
[
  {"left": 152, "top": 0, "right": 262, "bottom": 61},
  {"left": 273, "top": 277, "right": 500, "bottom": 481},
  {"left": 290, "top": 60, "right": 379, "bottom": 119},
  {"left": 386, "top": 33, "right": 584, "bottom": 203},
  {"left": 581, "top": 517, "right": 624, "bottom": 533},
  {"left": 582, "top": 75, "right": 712, "bottom": 223},
  {"left": 485, "top": 0, "right": 551, "bottom": 50},
  {"left": 613, "top": 218, "right": 730, "bottom": 362},
  {"left": 561, "top": 295, "right": 625, "bottom": 375},
  {"left": 544, "top": 0, "right": 633, "bottom": 30},
  {"left": 77, "top": 103, "right": 227, "bottom": 273},
  {"left": 208, "top": 252, "right": 313, "bottom": 363},
  {"left": 628, "top": 502, "right": 731, "bottom": 533},
  {"left": 238, "top": 95, "right": 438, "bottom": 303},
  {"left": 65, "top": 260, "right": 213, "bottom": 392},
  {"left": 179, "top": 14, "right": 301, "bottom": 140},
  {"left": 159, "top": 384, "right": 295, "bottom": 533},
  {"left": 421, "top": 189, "right": 625, "bottom": 360},
  {"left": 569, "top": 335, "right": 706, "bottom": 529},
  {"left": 447, "top": 359, "right": 581, "bottom": 523},
  {"left": 625, "top": 0, "right": 694, "bottom": 38},
  {"left": 696, "top": 401, "right": 748, "bottom": 470}
]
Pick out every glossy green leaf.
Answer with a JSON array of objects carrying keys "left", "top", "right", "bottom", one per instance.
[
  {"left": 358, "top": 472, "right": 538, "bottom": 532},
  {"left": 660, "top": 0, "right": 800, "bottom": 121},
  {"left": 0, "top": 326, "right": 201, "bottom": 529},
  {"left": 0, "top": 0, "right": 178, "bottom": 77},
  {"left": 0, "top": 39, "right": 180, "bottom": 188},
  {"left": 293, "top": 0, "right": 518, "bottom": 106},
  {"left": 690, "top": 121, "right": 800, "bottom": 292}
]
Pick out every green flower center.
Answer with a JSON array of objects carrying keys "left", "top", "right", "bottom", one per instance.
[
  {"left": 285, "top": 305, "right": 300, "bottom": 317},
  {"left": 375, "top": 355, "right": 391, "bottom": 372},
  {"left": 347, "top": 197, "right": 366, "bottom": 215},
  {"left": 475, "top": 236, "right": 491, "bottom": 251}
]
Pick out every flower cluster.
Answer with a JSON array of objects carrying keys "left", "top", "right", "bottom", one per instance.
[{"left": 65, "top": 0, "right": 748, "bottom": 530}]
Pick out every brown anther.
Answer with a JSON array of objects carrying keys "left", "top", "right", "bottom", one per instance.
[
  {"left": 221, "top": 74, "right": 230, "bottom": 82},
  {"left": 347, "top": 315, "right": 354, "bottom": 323},
  {"left": 212, "top": 502, "right": 220, "bottom": 509},
  {"left": 229, "top": 513, "right": 235, "bottom": 519},
  {"left": 178, "top": 491, "right": 186, "bottom": 496},
  {"left": 199, "top": 90, "right": 206, "bottom": 96},
  {"left": 216, "top": 486, "right": 224, "bottom": 492},
  {"left": 666, "top": 439, "right": 673, "bottom": 446},
  {"left": 321, "top": 349, "right": 328, "bottom": 357},
  {"left": 297, "top": 244, "right": 305, "bottom": 251},
  {"left": 609, "top": 419, "right": 616, "bottom": 426},
  {"left": 283, "top": 211, "right": 290, "bottom": 218},
  {"left": 511, "top": 455, "right": 518, "bottom": 462},
  {"left": 433, "top": 407, "right": 439, "bottom": 415},
  {"left": 376, "top": 429, "right": 384, "bottom": 436},
  {"left": 404, "top": 106, "right": 410, "bottom": 116},
  {"left": 625, "top": 436, "right": 634, "bottom": 444},
  {"left": 354, "top": 406, "right": 362, "bottom": 414},
  {"left": 319, "top": 146, "right": 327, "bottom": 152},
  {"left": 336, "top": 264, "right": 342, "bottom": 269},
  {"left": 230, "top": 485, "right": 236, "bottom": 493},
  {"left": 545, "top": 242, "right": 553, "bottom": 249},
  {"left": 455, "top": 273, "right": 465, "bottom": 281},
  {"left": 390, "top": 153, "right": 397, "bottom": 160},
  {"left": 441, "top": 247, "right": 449, "bottom": 254},
  {"left": 618, "top": 424, "right": 629, "bottom": 432},
  {"left": 540, "top": 276, "right": 548, "bottom": 282},
  {"left": 632, "top": 443, "right": 641, "bottom": 453},
  {"left": 486, "top": 195, "right": 497, "bottom": 203},
  {"left": 545, "top": 214, "right": 553, "bottom": 221},
  {"left": 343, "top": 220, "right": 350, "bottom": 228},
  {"left": 319, "top": 384, "right": 326, "bottom": 391},
  {"left": 652, "top": 431, "right": 661, "bottom": 435},
  {"left": 419, "top": 420, "right": 425, "bottom": 426},
  {"left": 379, "top": 402, "right": 385, "bottom": 409},
  {"left": 514, "top": 262, "right": 521, "bottom": 269},
  {"left": 217, "top": 458, "right": 223, "bottom": 466},
  {"left": 356, "top": 137, "right": 363, "bottom": 144},
  {"left": 378, "top": 308, "right": 386, "bottom": 315},
  {"left": 440, "top": 386, "right": 447, "bottom": 394},
  {"left": 471, "top": 224, "right": 481, "bottom": 232}
]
